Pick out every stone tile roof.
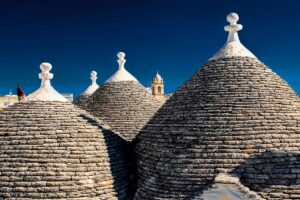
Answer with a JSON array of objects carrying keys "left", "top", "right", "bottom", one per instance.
[
  {"left": 135, "top": 57, "right": 300, "bottom": 200},
  {"left": 76, "top": 81, "right": 161, "bottom": 141},
  {"left": 0, "top": 101, "right": 129, "bottom": 199},
  {"left": 198, "top": 173, "right": 263, "bottom": 200},
  {"left": 74, "top": 93, "right": 91, "bottom": 106}
]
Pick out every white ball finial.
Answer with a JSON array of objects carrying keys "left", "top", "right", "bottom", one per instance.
[
  {"left": 81, "top": 70, "right": 99, "bottom": 96},
  {"left": 117, "top": 52, "right": 125, "bottom": 59},
  {"left": 40, "top": 62, "right": 52, "bottom": 72},
  {"left": 26, "top": 62, "right": 68, "bottom": 102},
  {"left": 209, "top": 12, "right": 257, "bottom": 60},
  {"left": 105, "top": 52, "right": 138, "bottom": 83},
  {"left": 227, "top": 13, "right": 239, "bottom": 24},
  {"left": 39, "top": 62, "right": 54, "bottom": 81},
  {"left": 90, "top": 70, "right": 98, "bottom": 83},
  {"left": 91, "top": 71, "right": 97, "bottom": 77},
  {"left": 117, "top": 52, "right": 126, "bottom": 70},
  {"left": 224, "top": 12, "right": 242, "bottom": 33}
]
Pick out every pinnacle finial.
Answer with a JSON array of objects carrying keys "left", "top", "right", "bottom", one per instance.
[
  {"left": 39, "top": 62, "right": 53, "bottom": 81},
  {"left": 40, "top": 62, "right": 52, "bottom": 73},
  {"left": 91, "top": 70, "right": 97, "bottom": 78},
  {"left": 26, "top": 62, "right": 67, "bottom": 102},
  {"left": 117, "top": 52, "right": 126, "bottom": 69},
  {"left": 105, "top": 52, "right": 138, "bottom": 83},
  {"left": 118, "top": 52, "right": 125, "bottom": 59},
  {"left": 225, "top": 13, "right": 243, "bottom": 33},
  {"left": 223, "top": 12, "right": 243, "bottom": 44},
  {"left": 81, "top": 70, "right": 99, "bottom": 96},
  {"left": 227, "top": 13, "right": 239, "bottom": 24},
  {"left": 208, "top": 12, "right": 256, "bottom": 61},
  {"left": 90, "top": 70, "right": 98, "bottom": 83}
]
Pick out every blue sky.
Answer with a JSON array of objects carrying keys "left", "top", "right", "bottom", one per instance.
[{"left": 0, "top": 0, "right": 299, "bottom": 97}]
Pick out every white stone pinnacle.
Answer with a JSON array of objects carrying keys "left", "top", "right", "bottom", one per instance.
[
  {"left": 26, "top": 62, "right": 68, "bottom": 102},
  {"left": 91, "top": 71, "right": 98, "bottom": 82},
  {"left": 209, "top": 12, "right": 256, "bottom": 61},
  {"left": 81, "top": 70, "right": 99, "bottom": 96},
  {"left": 105, "top": 52, "right": 138, "bottom": 83},
  {"left": 117, "top": 52, "right": 126, "bottom": 69}
]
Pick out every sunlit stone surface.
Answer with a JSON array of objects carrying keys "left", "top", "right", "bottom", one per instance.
[{"left": 135, "top": 13, "right": 300, "bottom": 200}]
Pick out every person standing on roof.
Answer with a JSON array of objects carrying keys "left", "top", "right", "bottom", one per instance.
[{"left": 16, "top": 84, "right": 25, "bottom": 101}]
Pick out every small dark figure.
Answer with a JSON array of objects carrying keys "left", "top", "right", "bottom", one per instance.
[{"left": 17, "top": 84, "right": 25, "bottom": 101}]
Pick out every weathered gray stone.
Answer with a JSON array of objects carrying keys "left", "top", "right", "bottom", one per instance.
[
  {"left": 76, "top": 81, "right": 161, "bottom": 141},
  {"left": 0, "top": 101, "right": 129, "bottom": 199},
  {"left": 76, "top": 81, "right": 161, "bottom": 199},
  {"left": 136, "top": 57, "right": 300, "bottom": 200}
]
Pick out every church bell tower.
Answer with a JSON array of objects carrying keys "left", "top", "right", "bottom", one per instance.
[{"left": 151, "top": 72, "right": 164, "bottom": 101}]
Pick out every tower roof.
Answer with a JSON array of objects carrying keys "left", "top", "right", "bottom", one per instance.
[
  {"left": 105, "top": 52, "right": 138, "bottom": 83},
  {"left": 153, "top": 72, "right": 163, "bottom": 82},
  {"left": 135, "top": 13, "right": 300, "bottom": 200},
  {"left": 0, "top": 63, "right": 129, "bottom": 199}
]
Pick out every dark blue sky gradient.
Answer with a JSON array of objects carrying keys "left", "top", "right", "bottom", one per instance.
[{"left": 0, "top": 0, "right": 299, "bottom": 97}]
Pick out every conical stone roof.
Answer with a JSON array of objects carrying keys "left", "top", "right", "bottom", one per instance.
[
  {"left": 135, "top": 13, "right": 300, "bottom": 200},
  {"left": 76, "top": 53, "right": 161, "bottom": 141},
  {"left": 0, "top": 63, "right": 129, "bottom": 199}
]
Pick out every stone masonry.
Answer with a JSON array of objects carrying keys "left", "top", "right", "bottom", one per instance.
[
  {"left": 0, "top": 101, "right": 129, "bottom": 199},
  {"left": 76, "top": 81, "right": 161, "bottom": 142},
  {"left": 76, "top": 80, "right": 162, "bottom": 199},
  {"left": 135, "top": 57, "right": 300, "bottom": 200}
]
